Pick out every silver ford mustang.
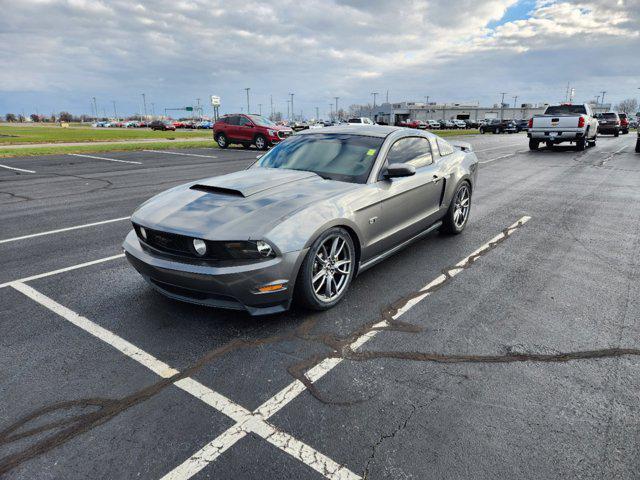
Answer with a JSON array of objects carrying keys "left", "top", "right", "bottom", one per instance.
[{"left": 123, "top": 125, "right": 478, "bottom": 315}]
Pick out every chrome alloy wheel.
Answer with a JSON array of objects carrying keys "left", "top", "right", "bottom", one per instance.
[
  {"left": 255, "top": 136, "right": 266, "bottom": 149},
  {"left": 453, "top": 184, "right": 470, "bottom": 228},
  {"left": 311, "top": 235, "right": 352, "bottom": 302}
]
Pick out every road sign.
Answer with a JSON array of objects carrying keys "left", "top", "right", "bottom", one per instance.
[
  {"left": 211, "top": 95, "right": 221, "bottom": 107},
  {"left": 185, "top": 107, "right": 193, "bottom": 112}
]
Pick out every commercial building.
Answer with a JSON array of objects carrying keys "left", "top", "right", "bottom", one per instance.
[{"left": 354, "top": 101, "right": 612, "bottom": 125}]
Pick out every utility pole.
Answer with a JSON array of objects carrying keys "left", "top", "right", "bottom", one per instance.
[
  {"left": 329, "top": 103, "right": 334, "bottom": 121},
  {"left": 258, "top": 103, "right": 262, "bottom": 115},
  {"left": 196, "top": 98, "right": 201, "bottom": 119},
  {"left": 92, "top": 96, "right": 98, "bottom": 119},
  {"left": 112, "top": 100, "right": 117, "bottom": 119},
  {"left": 150, "top": 102, "right": 155, "bottom": 116},
  {"left": 499, "top": 92, "right": 507, "bottom": 120},
  {"left": 315, "top": 106, "right": 319, "bottom": 120},
  {"left": 141, "top": 93, "right": 147, "bottom": 119},
  {"left": 425, "top": 95, "right": 430, "bottom": 105},
  {"left": 289, "top": 93, "right": 294, "bottom": 122},
  {"left": 334, "top": 97, "right": 339, "bottom": 120},
  {"left": 286, "top": 100, "right": 290, "bottom": 120},
  {"left": 513, "top": 96, "right": 518, "bottom": 108},
  {"left": 371, "top": 92, "right": 378, "bottom": 110},
  {"left": 600, "top": 91, "right": 607, "bottom": 107},
  {"left": 245, "top": 88, "right": 250, "bottom": 114}
]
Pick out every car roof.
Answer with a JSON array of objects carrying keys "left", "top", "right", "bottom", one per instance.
[{"left": 297, "top": 125, "right": 403, "bottom": 138}]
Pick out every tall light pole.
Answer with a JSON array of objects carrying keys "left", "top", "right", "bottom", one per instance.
[
  {"left": 92, "top": 96, "right": 98, "bottom": 119},
  {"left": 270, "top": 94, "right": 273, "bottom": 118},
  {"left": 141, "top": 93, "right": 147, "bottom": 119},
  {"left": 258, "top": 103, "right": 262, "bottom": 115},
  {"left": 334, "top": 97, "right": 339, "bottom": 120},
  {"left": 150, "top": 102, "right": 155, "bottom": 116},
  {"left": 329, "top": 103, "right": 334, "bottom": 121},
  {"left": 112, "top": 100, "right": 117, "bottom": 119},
  {"left": 425, "top": 95, "right": 430, "bottom": 105},
  {"left": 289, "top": 93, "right": 294, "bottom": 122},
  {"left": 245, "top": 88, "right": 250, "bottom": 114},
  {"left": 513, "top": 96, "right": 518, "bottom": 108},
  {"left": 499, "top": 92, "right": 507, "bottom": 120},
  {"left": 315, "top": 106, "right": 319, "bottom": 120},
  {"left": 600, "top": 90, "right": 607, "bottom": 107},
  {"left": 286, "top": 100, "right": 290, "bottom": 120},
  {"left": 371, "top": 92, "right": 378, "bottom": 110}
]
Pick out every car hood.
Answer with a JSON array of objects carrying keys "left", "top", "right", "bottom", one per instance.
[{"left": 131, "top": 168, "right": 359, "bottom": 241}]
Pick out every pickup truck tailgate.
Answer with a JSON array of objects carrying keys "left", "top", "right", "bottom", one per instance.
[{"left": 531, "top": 115, "right": 580, "bottom": 130}]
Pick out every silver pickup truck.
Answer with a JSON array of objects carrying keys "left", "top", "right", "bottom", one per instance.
[{"left": 528, "top": 103, "right": 598, "bottom": 151}]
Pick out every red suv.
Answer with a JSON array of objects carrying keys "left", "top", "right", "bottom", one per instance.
[{"left": 213, "top": 114, "right": 293, "bottom": 150}]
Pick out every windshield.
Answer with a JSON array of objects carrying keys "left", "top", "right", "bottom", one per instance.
[
  {"left": 248, "top": 115, "right": 276, "bottom": 127},
  {"left": 252, "top": 133, "right": 384, "bottom": 183},
  {"left": 545, "top": 105, "right": 587, "bottom": 115}
]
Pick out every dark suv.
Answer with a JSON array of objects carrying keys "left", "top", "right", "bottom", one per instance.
[
  {"left": 596, "top": 112, "right": 620, "bottom": 136},
  {"left": 479, "top": 119, "right": 517, "bottom": 134},
  {"left": 213, "top": 114, "right": 293, "bottom": 150},
  {"left": 149, "top": 120, "right": 176, "bottom": 131}
]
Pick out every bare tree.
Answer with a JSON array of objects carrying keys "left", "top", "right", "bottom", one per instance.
[
  {"left": 5, "top": 113, "right": 17, "bottom": 122},
  {"left": 59, "top": 111, "right": 73, "bottom": 122},
  {"left": 615, "top": 98, "right": 638, "bottom": 114},
  {"left": 30, "top": 114, "right": 40, "bottom": 122}
]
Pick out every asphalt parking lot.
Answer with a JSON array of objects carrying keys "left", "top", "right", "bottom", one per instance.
[{"left": 1, "top": 132, "right": 639, "bottom": 479}]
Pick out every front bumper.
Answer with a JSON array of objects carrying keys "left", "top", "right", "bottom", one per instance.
[{"left": 123, "top": 230, "right": 306, "bottom": 315}]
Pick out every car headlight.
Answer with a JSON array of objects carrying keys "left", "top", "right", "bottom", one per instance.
[
  {"left": 193, "top": 238, "right": 207, "bottom": 256},
  {"left": 268, "top": 129, "right": 276, "bottom": 136},
  {"left": 223, "top": 240, "right": 276, "bottom": 260}
]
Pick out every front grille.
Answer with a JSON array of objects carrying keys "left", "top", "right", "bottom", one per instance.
[{"left": 134, "top": 224, "right": 192, "bottom": 256}]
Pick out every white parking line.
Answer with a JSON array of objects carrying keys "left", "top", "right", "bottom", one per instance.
[
  {"left": 10, "top": 281, "right": 360, "bottom": 480},
  {"left": 169, "top": 216, "right": 532, "bottom": 479},
  {"left": 0, "top": 217, "right": 131, "bottom": 245},
  {"left": 143, "top": 150, "right": 218, "bottom": 159},
  {"left": 479, "top": 153, "right": 517, "bottom": 164},
  {"left": 474, "top": 142, "right": 522, "bottom": 153},
  {"left": 68, "top": 153, "right": 142, "bottom": 165},
  {"left": 0, "top": 164, "right": 36, "bottom": 173},
  {"left": 0, "top": 253, "right": 125, "bottom": 289}
]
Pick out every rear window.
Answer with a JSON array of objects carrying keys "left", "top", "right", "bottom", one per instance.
[
  {"left": 602, "top": 113, "right": 618, "bottom": 119},
  {"left": 545, "top": 105, "right": 587, "bottom": 115},
  {"left": 347, "top": 118, "right": 362, "bottom": 124}
]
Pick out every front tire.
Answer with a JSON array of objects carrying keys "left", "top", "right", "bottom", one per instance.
[
  {"left": 614, "top": 131, "right": 619, "bottom": 138},
  {"left": 635, "top": 139, "right": 640, "bottom": 153},
  {"left": 441, "top": 182, "right": 471, "bottom": 234},
  {"left": 215, "top": 132, "right": 228, "bottom": 149},
  {"left": 254, "top": 134, "right": 268, "bottom": 151},
  {"left": 295, "top": 228, "right": 355, "bottom": 311},
  {"left": 529, "top": 139, "right": 540, "bottom": 150}
]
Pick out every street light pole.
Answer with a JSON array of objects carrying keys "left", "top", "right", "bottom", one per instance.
[
  {"left": 112, "top": 100, "right": 117, "bottom": 120},
  {"left": 258, "top": 103, "right": 262, "bottom": 115},
  {"left": 315, "top": 106, "right": 319, "bottom": 120},
  {"left": 245, "top": 88, "right": 250, "bottom": 114},
  {"left": 92, "top": 96, "right": 98, "bottom": 119},
  {"left": 513, "top": 96, "right": 518, "bottom": 108},
  {"left": 499, "top": 92, "right": 507, "bottom": 120},
  {"left": 334, "top": 97, "right": 339, "bottom": 120},
  {"left": 141, "top": 93, "right": 147, "bottom": 120},
  {"left": 289, "top": 93, "right": 294, "bottom": 122},
  {"left": 600, "top": 91, "right": 607, "bottom": 107}
]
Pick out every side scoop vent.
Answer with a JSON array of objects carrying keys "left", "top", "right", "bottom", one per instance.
[{"left": 190, "top": 184, "right": 245, "bottom": 197}]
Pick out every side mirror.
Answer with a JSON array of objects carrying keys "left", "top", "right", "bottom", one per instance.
[
  {"left": 384, "top": 163, "right": 416, "bottom": 178},
  {"left": 247, "top": 123, "right": 254, "bottom": 128}
]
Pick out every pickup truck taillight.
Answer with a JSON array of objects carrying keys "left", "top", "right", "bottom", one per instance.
[
  {"left": 578, "top": 116, "right": 585, "bottom": 128},
  {"left": 528, "top": 118, "right": 533, "bottom": 129}
]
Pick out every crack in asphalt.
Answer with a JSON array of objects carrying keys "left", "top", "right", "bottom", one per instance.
[{"left": 2, "top": 217, "right": 640, "bottom": 475}]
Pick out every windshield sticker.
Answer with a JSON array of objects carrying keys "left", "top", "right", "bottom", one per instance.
[{"left": 366, "top": 149, "right": 376, "bottom": 156}]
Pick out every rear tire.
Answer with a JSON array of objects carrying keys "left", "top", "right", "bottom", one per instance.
[
  {"left": 480, "top": 128, "right": 486, "bottom": 134},
  {"left": 441, "top": 182, "right": 471, "bottom": 234},
  {"left": 529, "top": 139, "right": 540, "bottom": 151},
  {"left": 576, "top": 138, "right": 586, "bottom": 151},
  {"left": 295, "top": 228, "right": 356, "bottom": 311},
  {"left": 614, "top": 131, "right": 619, "bottom": 138},
  {"left": 215, "top": 132, "right": 228, "bottom": 149},
  {"left": 635, "top": 139, "right": 640, "bottom": 153}
]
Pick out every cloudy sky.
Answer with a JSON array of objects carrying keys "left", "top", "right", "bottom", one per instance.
[{"left": 1, "top": 0, "right": 638, "bottom": 118}]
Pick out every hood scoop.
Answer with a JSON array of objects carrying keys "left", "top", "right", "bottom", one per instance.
[
  {"left": 190, "top": 168, "right": 319, "bottom": 198},
  {"left": 190, "top": 184, "right": 244, "bottom": 197}
]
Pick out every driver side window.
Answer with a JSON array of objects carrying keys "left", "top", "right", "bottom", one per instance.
[
  {"left": 238, "top": 116, "right": 252, "bottom": 127},
  {"left": 385, "top": 137, "right": 433, "bottom": 169}
]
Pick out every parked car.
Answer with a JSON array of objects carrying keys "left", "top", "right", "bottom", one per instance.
[
  {"left": 149, "top": 120, "right": 176, "bottom": 131},
  {"left": 479, "top": 119, "right": 516, "bottom": 134},
  {"left": 440, "top": 120, "right": 455, "bottom": 129},
  {"left": 213, "top": 114, "right": 293, "bottom": 150},
  {"left": 595, "top": 112, "right": 620, "bottom": 137},
  {"left": 528, "top": 104, "right": 598, "bottom": 150},
  {"left": 514, "top": 119, "right": 529, "bottom": 132},
  {"left": 123, "top": 125, "right": 478, "bottom": 315},
  {"left": 196, "top": 121, "right": 213, "bottom": 129},
  {"left": 398, "top": 119, "right": 424, "bottom": 129},
  {"left": 426, "top": 120, "right": 441, "bottom": 129},
  {"left": 618, "top": 113, "right": 629, "bottom": 134},
  {"left": 452, "top": 119, "right": 467, "bottom": 129},
  {"left": 347, "top": 117, "right": 375, "bottom": 125},
  {"left": 124, "top": 121, "right": 140, "bottom": 128}
]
